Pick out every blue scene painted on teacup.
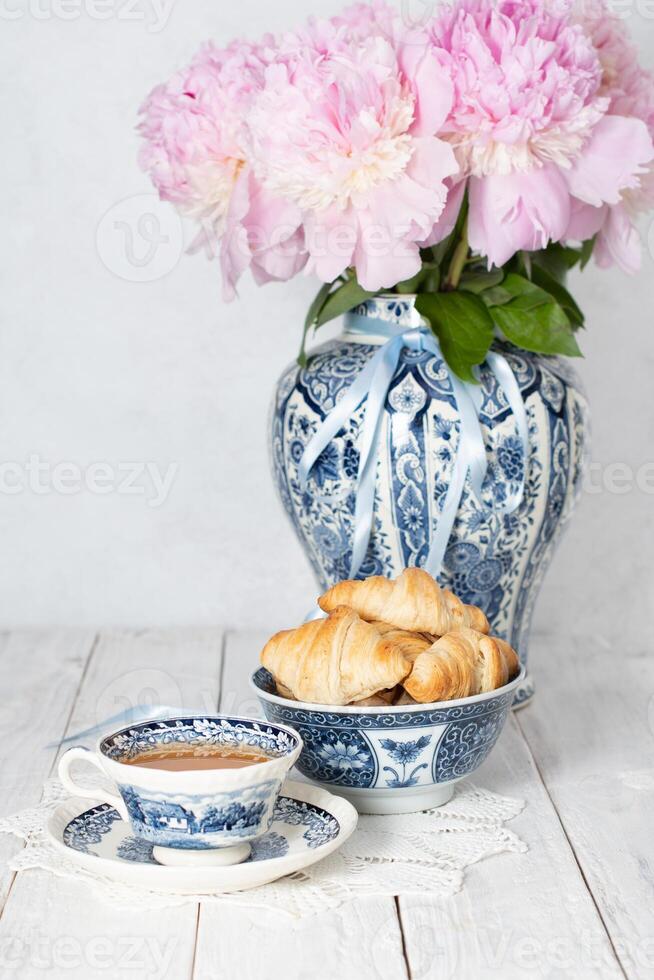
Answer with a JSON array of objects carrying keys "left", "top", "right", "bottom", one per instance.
[
  {"left": 118, "top": 779, "right": 281, "bottom": 848},
  {"left": 96, "top": 716, "right": 301, "bottom": 848},
  {"left": 62, "top": 797, "right": 340, "bottom": 866}
]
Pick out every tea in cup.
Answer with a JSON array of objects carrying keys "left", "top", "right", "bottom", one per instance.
[{"left": 58, "top": 715, "right": 302, "bottom": 865}]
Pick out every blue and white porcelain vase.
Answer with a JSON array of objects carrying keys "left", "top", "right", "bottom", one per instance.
[{"left": 270, "top": 296, "right": 589, "bottom": 706}]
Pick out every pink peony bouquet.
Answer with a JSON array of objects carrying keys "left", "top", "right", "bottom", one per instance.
[{"left": 139, "top": 0, "right": 654, "bottom": 379}]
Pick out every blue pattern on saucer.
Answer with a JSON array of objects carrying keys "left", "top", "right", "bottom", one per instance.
[{"left": 62, "top": 795, "right": 340, "bottom": 866}]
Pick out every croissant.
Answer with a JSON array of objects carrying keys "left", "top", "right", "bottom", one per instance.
[
  {"left": 393, "top": 689, "right": 418, "bottom": 706},
  {"left": 319, "top": 568, "right": 489, "bottom": 636},
  {"left": 274, "top": 680, "right": 296, "bottom": 700},
  {"left": 369, "top": 622, "right": 433, "bottom": 663},
  {"left": 261, "top": 607, "right": 412, "bottom": 705},
  {"left": 354, "top": 687, "right": 399, "bottom": 707},
  {"left": 403, "top": 628, "right": 520, "bottom": 703},
  {"left": 489, "top": 638, "right": 520, "bottom": 689}
]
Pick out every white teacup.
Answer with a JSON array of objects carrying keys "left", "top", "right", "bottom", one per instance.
[{"left": 58, "top": 714, "right": 302, "bottom": 865}]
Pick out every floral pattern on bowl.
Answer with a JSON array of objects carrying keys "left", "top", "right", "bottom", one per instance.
[{"left": 252, "top": 667, "right": 524, "bottom": 814}]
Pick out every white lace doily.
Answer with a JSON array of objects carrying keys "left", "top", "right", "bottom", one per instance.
[{"left": 0, "top": 779, "right": 527, "bottom": 918}]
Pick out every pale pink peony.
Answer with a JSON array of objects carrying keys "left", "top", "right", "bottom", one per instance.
[
  {"left": 247, "top": 31, "right": 458, "bottom": 290},
  {"left": 428, "top": 0, "right": 653, "bottom": 266},
  {"left": 138, "top": 0, "right": 654, "bottom": 292},
  {"left": 565, "top": 1, "right": 654, "bottom": 271},
  {"left": 138, "top": 40, "right": 305, "bottom": 300},
  {"left": 312, "top": 0, "right": 396, "bottom": 42},
  {"left": 582, "top": 0, "right": 654, "bottom": 128},
  {"left": 274, "top": 2, "right": 397, "bottom": 70}
]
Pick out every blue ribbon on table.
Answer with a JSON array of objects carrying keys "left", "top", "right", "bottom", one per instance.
[
  {"left": 45, "top": 704, "right": 190, "bottom": 749},
  {"left": 298, "top": 311, "right": 529, "bottom": 579}
]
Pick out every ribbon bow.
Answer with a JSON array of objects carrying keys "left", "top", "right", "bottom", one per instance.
[{"left": 298, "top": 317, "right": 529, "bottom": 579}]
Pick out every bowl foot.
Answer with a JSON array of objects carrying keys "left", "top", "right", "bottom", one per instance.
[
  {"left": 323, "top": 782, "right": 456, "bottom": 815},
  {"left": 152, "top": 842, "right": 251, "bottom": 867}
]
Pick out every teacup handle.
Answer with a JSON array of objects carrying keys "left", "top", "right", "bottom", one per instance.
[{"left": 58, "top": 747, "right": 129, "bottom": 820}]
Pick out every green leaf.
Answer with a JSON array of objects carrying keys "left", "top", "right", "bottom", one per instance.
[
  {"left": 529, "top": 265, "right": 585, "bottom": 329},
  {"left": 580, "top": 236, "right": 596, "bottom": 270},
  {"left": 298, "top": 281, "right": 334, "bottom": 366},
  {"left": 501, "top": 273, "right": 561, "bottom": 309},
  {"left": 415, "top": 291, "right": 494, "bottom": 382},
  {"left": 530, "top": 243, "right": 582, "bottom": 281},
  {"left": 519, "top": 251, "right": 533, "bottom": 280},
  {"left": 430, "top": 231, "right": 456, "bottom": 267},
  {"left": 481, "top": 285, "right": 514, "bottom": 307},
  {"left": 396, "top": 267, "right": 430, "bottom": 294},
  {"left": 489, "top": 272, "right": 582, "bottom": 356},
  {"left": 315, "top": 278, "right": 376, "bottom": 327},
  {"left": 492, "top": 304, "right": 581, "bottom": 357},
  {"left": 459, "top": 268, "right": 504, "bottom": 294}
]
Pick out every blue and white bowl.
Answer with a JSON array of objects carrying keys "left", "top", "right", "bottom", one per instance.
[
  {"left": 252, "top": 669, "right": 525, "bottom": 814},
  {"left": 58, "top": 716, "right": 303, "bottom": 856}
]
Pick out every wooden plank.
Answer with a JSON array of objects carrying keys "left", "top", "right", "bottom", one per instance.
[
  {"left": 0, "top": 629, "right": 223, "bottom": 980},
  {"left": 192, "top": 630, "right": 409, "bottom": 980},
  {"left": 517, "top": 631, "right": 654, "bottom": 979},
  {"left": 399, "top": 713, "right": 623, "bottom": 979},
  {"left": 0, "top": 630, "right": 95, "bottom": 909}
]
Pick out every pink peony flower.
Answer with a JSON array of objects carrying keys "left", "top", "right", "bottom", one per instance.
[
  {"left": 319, "top": 0, "right": 396, "bottom": 39},
  {"left": 428, "top": 0, "right": 653, "bottom": 267},
  {"left": 246, "top": 31, "right": 458, "bottom": 291},
  {"left": 138, "top": 40, "right": 305, "bottom": 300},
  {"left": 565, "top": 1, "right": 654, "bottom": 271},
  {"left": 274, "top": 2, "right": 397, "bottom": 67}
]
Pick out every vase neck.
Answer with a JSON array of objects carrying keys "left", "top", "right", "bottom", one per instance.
[{"left": 342, "top": 295, "right": 428, "bottom": 344}]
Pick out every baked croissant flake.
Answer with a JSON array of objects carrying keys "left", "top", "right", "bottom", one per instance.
[
  {"left": 403, "top": 628, "right": 520, "bottom": 703},
  {"left": 261, "top": 607, "right": 412, "bottom": 705},
  {"left": 369, "top": 622, "right": 433, "bottom": 663},
  {"left": 354, "top": 687, "right": 399, "bottom": 707},
  {"left": 319, "top": 568, "right": 489, "bottom": 637}
]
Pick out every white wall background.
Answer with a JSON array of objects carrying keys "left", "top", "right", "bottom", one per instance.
[{"left": 1, "top": 0, "right": 653, "bottom": 637}]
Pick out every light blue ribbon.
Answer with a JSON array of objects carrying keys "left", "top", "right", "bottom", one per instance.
[
  {"left": 46, "top": 704, "right": 190, "bottom": 749},
  {"left": 298, "top": 315, "right": 529, "bottom": 579}
]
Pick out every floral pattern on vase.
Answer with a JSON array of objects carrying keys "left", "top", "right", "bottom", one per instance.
[{"left": 270, "top": 297, "right": 589, "bottom": 705}]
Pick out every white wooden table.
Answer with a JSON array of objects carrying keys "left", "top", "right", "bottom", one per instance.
[{"left": 0, "top": 628, "right": 651, "bottom": 979}]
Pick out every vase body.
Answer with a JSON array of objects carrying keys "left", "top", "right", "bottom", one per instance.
[{"left": 270, "top": 297, "right": 590, "bottom": 705}]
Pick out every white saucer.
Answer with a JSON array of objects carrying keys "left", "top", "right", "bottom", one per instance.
[{"left": 47, "top": 780, "right": 357, "bottom": 894}]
